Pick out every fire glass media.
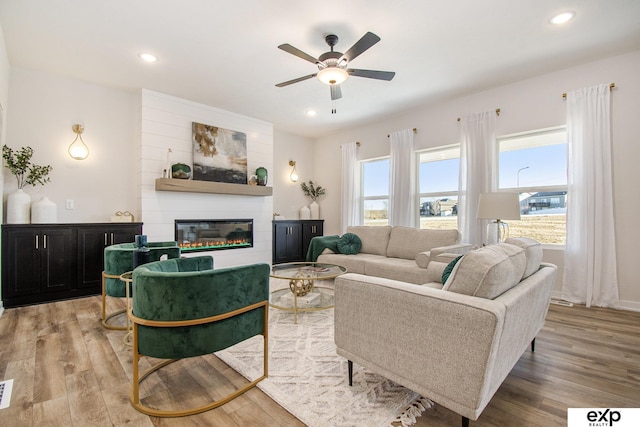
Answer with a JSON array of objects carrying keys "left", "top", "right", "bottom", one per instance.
[{"left": 175, "top": 219, "right": 253, "bottom": 253}]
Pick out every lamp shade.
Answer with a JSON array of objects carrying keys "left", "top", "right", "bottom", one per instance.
[{"left": 476, "top": 192, "right": 521, "bottom": 220}]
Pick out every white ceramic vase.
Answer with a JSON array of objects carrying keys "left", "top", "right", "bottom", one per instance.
[
  {"left": 7, "top": 189, "right": 31, "bottom": 224},
  {"left": 31, "top": 196, "right": 58, "bottom": 224},
  {"left": 310, "top": 201, "right": 320, "bottom": 219},
  {"left": 300, "top": 205, "right": 311, "bottom": 220}
]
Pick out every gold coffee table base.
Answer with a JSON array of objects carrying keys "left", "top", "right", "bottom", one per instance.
[{"left": 270, "top": 262, "right": 347, "bottom": 324}]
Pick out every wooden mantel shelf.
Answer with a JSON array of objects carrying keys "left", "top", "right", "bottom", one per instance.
[{"left": 155, "top": 178, "right": 273, "bottom": 196}]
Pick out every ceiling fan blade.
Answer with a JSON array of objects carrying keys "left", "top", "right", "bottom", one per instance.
[
  {"left": 275, "top": 74, "right": 317, "bottom": 87},
  {"left": 348, "top": 68, "right": 396, "bottom": 81},
  {"left": 340, "top": 32, "right": 381, "bottom": 63},
  {"left": 277, "top": 43, "right": 319, "bottom": 64},
  {"left": 330, "top": 85, "right": 342, "bottom": 100}
]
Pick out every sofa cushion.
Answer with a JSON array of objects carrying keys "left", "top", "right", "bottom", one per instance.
[
  {"left": 346, "top": 226, "right": 391, "bottom": 256},
  {"left": 337, "top": 233, "right": 362, "bottom": 255},
  {"left": 364, "top": 257, "right": 430, "bottom": 284},
  {"left": 317, "top": 253, "right": 383, "bottom": 275},
  {"left": 443, "top": 243, "right": 526, "bottom": 299},
  {"left": 441, "top": 255, "right": 463, "bottom": 284},
  {"left": 387, "top": 227, "right": 460, "bottom": 260},
  {"left": 505, "top": 237, "right": 543, "bottom": 279}
]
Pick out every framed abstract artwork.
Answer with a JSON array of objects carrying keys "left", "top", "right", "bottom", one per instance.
[{"left": 192, "top": 122, "right": 247, "bottom": 184}]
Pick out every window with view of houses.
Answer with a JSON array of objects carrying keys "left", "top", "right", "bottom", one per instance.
[
  {"left": 418, "top": 145, "right": 460, "bottom": 230},
  {"left": 498, "top": 126, "right": 567, "bottom": 244},
  {"left": 359, "top": 127, "right": 567, "bottom": 244}
]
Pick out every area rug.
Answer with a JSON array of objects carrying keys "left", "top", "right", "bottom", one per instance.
[{"left": 216, "top": 286, "right": 432, "bottom": 427}]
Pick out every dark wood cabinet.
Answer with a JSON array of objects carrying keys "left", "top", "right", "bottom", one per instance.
[
  {"left": 2, "top": 222, "right": 142, "bottom": 307},
  {"left": 272, "top": 220, "right": 323, "bottom": 264},
  {"left": 76, "top": 224, "right": 142, "bottom": 290}
]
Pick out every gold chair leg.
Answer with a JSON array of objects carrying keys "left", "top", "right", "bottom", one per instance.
[
  {"left": 101, "top": 271, "right": 128, "bottom": 330},
  {"left": 130, "top": 327, "right": 269, "bottom": 417}
]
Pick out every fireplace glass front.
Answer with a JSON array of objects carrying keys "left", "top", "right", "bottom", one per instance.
[{"left": 175, "top": 219, "right": 253, "bottom": 253}]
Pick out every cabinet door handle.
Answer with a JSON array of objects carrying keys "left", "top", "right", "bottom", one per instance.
[
  {"left": 104, "top": 232, "right": 108, "bottom": 246},
  {"left": 35, "top": 234, "right": 39, "bottom": 249},
  {"left": 43, "top": 234, "right": 47, "bottom": 249},
  {"left": 110, "top": 233, "right": 114, "bottom": 245}
]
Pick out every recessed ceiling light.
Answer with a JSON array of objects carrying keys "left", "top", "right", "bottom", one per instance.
[
  {"left": 550, "top": 11, "right": 575, "bottom": 25},
  {"left": 306, "top": 110, "right": 317, "bottom": 117},
  {"left": 138, "top": 53, "right": 158, "bottom": 63}
]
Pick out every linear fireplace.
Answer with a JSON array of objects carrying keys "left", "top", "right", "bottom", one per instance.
[{"left": 175, "top": 219, "right": 253, "bottom": 253}]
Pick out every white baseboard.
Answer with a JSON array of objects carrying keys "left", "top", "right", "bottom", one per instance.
[{"left": 550, "top": 290, "right": 640, "bottom": 312}]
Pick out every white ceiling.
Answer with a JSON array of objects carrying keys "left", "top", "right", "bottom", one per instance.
[{"left": 1, "top": 0, "right": 639, "bottom": 138}]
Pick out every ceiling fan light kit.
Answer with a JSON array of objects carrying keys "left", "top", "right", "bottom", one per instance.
[
  {"left": 317, "top": 67, "right": 348, "bottom": 85},
  {"left": 276, "top": 32, "right": 395, "bottom": 111}
]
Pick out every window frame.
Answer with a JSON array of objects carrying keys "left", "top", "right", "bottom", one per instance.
[
  {"left": 360, "top": 156, "right": 390, "bottom": 226},
  {"left": 416, "top": 144, "right": 461, "bottom": 228},
  {"left": 497, "top": 126, "right": 568, "bottom": 246}
]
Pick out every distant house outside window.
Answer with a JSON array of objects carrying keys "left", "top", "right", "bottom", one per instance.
[
  {"left": 362, "top": 158, "right": 390, "bottom": 226},
  {"left": 498, "top": 126, "right": 567, "bottom": 244},
  {"left": 418, "top": 145, "right": 460, "bottom": 230}
]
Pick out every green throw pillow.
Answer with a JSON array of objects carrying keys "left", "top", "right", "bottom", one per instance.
[
  {"left": 442, "top": 255, "right": 463, "bottom": 284},
  {"left": 337, "top": 233, "right": 362, "bottom": 255}
]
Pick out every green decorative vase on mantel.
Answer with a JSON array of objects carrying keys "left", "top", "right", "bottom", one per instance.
[{"left": 256, "top": 167, "right": 268, "bottom": 186}]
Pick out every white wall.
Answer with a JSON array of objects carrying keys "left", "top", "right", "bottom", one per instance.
[
  {"left": 313, "top": 50, "right": 640, "bottom": 310},
  {"left": 3, "top": 68, "right": 138, "bottom": 222},
  {"left": 273, "top": 129, "right": 315, "bottom": 220},
  {"left": 139, "top": 90, "right": 273, "bottom": 268},
  {"left": 0, "top": 25, "right": 10, "bottom": 310}
]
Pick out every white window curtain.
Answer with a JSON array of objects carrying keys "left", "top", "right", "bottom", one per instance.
[
  {"left": 388, "top": 129, "right": 416, "bottom": 227},
  {"left": 562, "top": 84, "right": 619, "bottom": 308},
  {"left": 458, "top": 111, "right": 497, "bottom": 246},
  {"left": 341, "top": 142, "right": 361, "bottom": 233}
]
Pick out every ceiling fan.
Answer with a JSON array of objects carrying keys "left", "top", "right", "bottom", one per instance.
[{"left": 275, "top": 32, "right": 395, "bottom": 107}]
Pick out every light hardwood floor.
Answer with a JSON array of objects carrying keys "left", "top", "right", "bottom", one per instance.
[{"left": 0, "top": 295, "right": 638, "bottom": 426}]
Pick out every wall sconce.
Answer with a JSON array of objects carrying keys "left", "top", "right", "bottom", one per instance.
[
  {"left": 289, "top": 160, "right": 299, "bottom": 182},
  {"left": 68, "top": 124, "right": 89, "bottom": 160}
]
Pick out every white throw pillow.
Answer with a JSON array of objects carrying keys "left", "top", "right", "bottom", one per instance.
[
  {"left": 443, "top": 243, "right": 526, "bottom": 299},
  {"left": 504, "top": 237, "right": 543, "bottom": 279}
]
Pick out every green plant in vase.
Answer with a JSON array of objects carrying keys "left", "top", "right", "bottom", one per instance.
[
  {"left": 300, "top": 181, "right": 325, "bottom": 219},
  {"left": 2, "top": 145, "right": 52, "bottom": 188},
  {"left": 2, "top": 145, "right": 53, "bottom": 224}
]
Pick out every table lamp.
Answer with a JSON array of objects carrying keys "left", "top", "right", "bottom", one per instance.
[{"left": 476, "top": 192, "right": 521, "bottom": 244}]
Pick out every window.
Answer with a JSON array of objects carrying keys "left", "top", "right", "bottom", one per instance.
[
  {"left": 418, "top": 145, "right": 460, "bottom": 230},
  {"left": 361, "top": 158, "right": 389, "bottom": 226},
  {"left": 498, "top": 127, "right": 567, "bottom": 244}
]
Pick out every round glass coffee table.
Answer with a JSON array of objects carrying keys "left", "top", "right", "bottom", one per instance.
[{"left": 270, "top": 262, "right": 347, "bottom": 324}]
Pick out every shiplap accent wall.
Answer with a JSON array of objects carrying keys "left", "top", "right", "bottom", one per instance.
[{"left": 139, "top": 89, "right": 273, "bottom": 268}]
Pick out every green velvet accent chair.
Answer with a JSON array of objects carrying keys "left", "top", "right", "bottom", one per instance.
[
  {"left": 128, "top": 256, "right": 270, "bottom": 417},
  {"left": 101, "top": 241, "right": 181, "bottom": 330}
]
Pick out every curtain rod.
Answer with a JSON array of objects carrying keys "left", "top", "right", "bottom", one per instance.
[
  {"left": 562, "top": 83, "right": 615, "bottom": 99},
  {"left": 387, "top": 128, "right": 417, "bottom": 138},
  {"left": 457, "top": 108, "right": 500, "bottom": 122}
]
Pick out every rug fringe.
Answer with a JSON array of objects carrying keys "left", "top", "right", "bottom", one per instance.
[{"left": 391, "top": 396, "right": 433, "bottom": 427}]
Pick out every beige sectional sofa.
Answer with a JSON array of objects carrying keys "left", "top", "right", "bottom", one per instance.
[
  {"left": 317, "top": 225, "right": 473, "bottom": 284},
  {"left": 333, "top": 238, "right": 556, "bottom": 426}
]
